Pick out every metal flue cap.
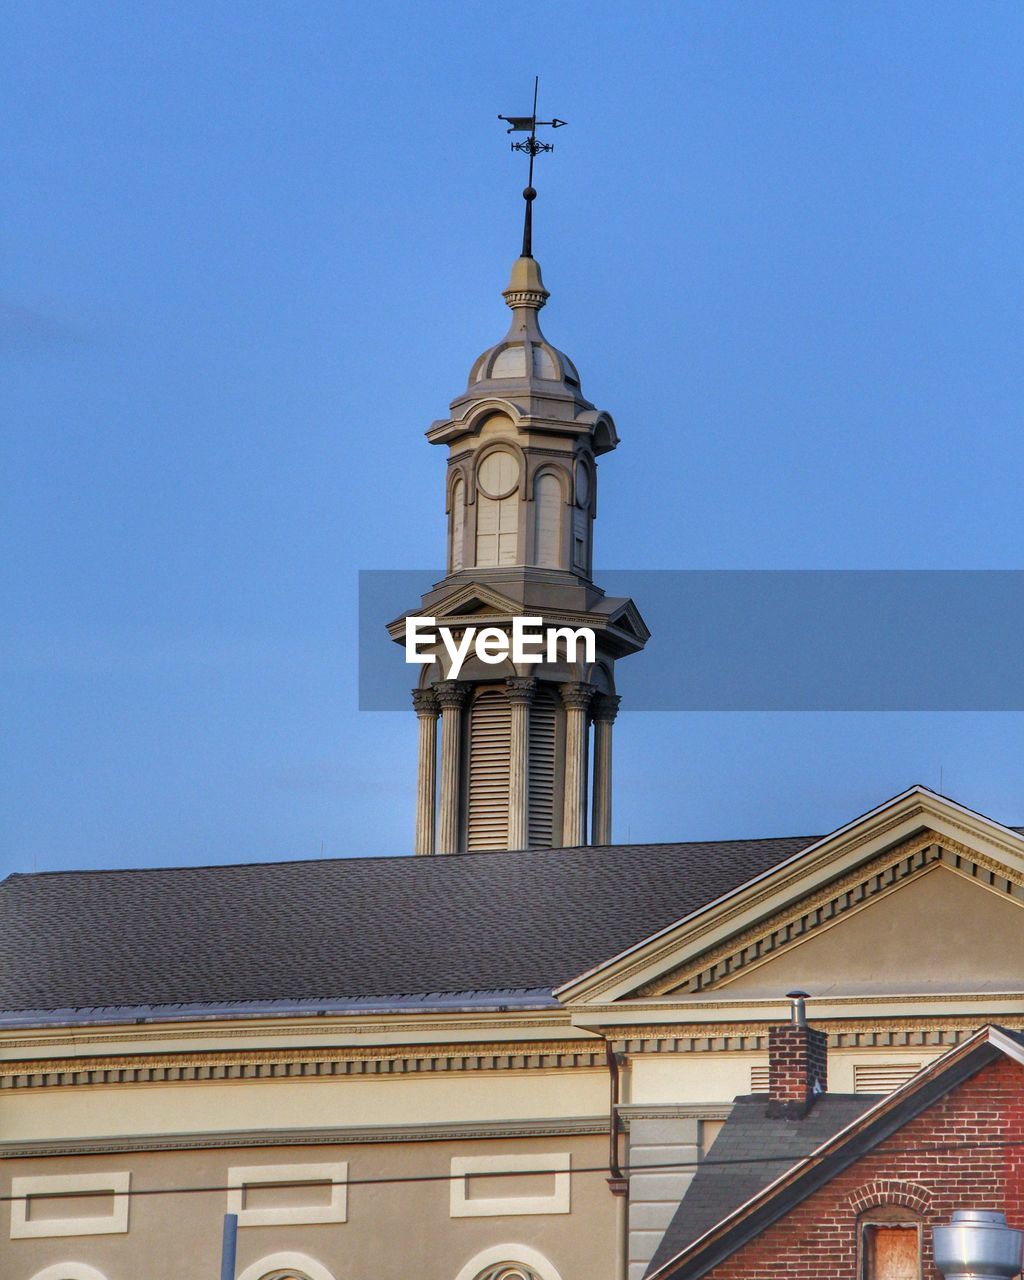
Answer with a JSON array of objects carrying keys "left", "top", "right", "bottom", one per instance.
[
  {"left": 933, "top": 1210, "right": 1024, "bottom": 1280},
  {"left": 786, "top": 990, "right": 809, "bottom": 1026}
]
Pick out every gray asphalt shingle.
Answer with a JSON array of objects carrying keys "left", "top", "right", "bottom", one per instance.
[
  {"left": 0, "top": 835, "right": 811, "bottom": 1011},
  {"left": 645, "top": 1094, "right": 879, "bottom": 1278}
]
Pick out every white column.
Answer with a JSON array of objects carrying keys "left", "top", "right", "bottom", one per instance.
[
  {"left": 436, "top": 681, "right": 469, "bottom": 855},
  {"left": 411, "top": 688, "right": 439, "bottom": 855},
  {"left": 561, "top": 682, "right": 595, "bottom": 847},
  {"left": 505, "top": 677, "right": 536, "bottom": 851},
  {"left": 590, "top": 694, "right": 621, "bottom": 846}
]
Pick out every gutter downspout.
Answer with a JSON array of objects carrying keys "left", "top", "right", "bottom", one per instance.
[{"left": 605, "top": 1040, "right": 629, "bottom": 1280}]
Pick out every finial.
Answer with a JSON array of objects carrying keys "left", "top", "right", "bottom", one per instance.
[{"left": 498, "top": 77, "right": 566, "bottom": 259}]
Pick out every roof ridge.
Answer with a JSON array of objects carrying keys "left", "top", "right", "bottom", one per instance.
[{"left": 2, "top": 834, "right": 817, "bottom": 882}]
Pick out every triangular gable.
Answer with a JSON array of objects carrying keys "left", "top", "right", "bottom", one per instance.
[
  {"left": 556, "top": 788, "right": 1024, "bottom": 1006},
  {"left": 647, "top": 1025, "right": 1024, "bottom": 1280},
  {"left": 385, "top": 582, "right": 525, "bottom": 637}
]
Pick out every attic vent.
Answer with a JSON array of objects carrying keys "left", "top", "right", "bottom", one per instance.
[
  {"left": 750, "top": 1064, "right": 769, "bottom": 1093},
  {"left": 466, "top": 688, "right": 511, "bottom": 851},
  {"left": 527, "top": 687, "right": 559, "bottom": 848},
  {"left": 854, "top": 1063, "right": 922, "bottom": 1094}
]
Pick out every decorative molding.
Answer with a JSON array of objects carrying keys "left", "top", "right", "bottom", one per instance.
[
  {"left": 236, "top": 1253, "right": 336, "bottom": 1280},
  {"left": 0, "top": 1115, "right": 608, "bottom": 1161},
  {"left": 849, "top": 1178, "right": 933, "bottom": 1215},
  {"left": 638, "top": 834, "right": 1024, "bottom": 999},
  {"left": 227, "top": 1161, "right": 347, "bottom": 1227},
  {"left": 411, "top": 688, "right": 440, "bottom": 718},
  {"left": 454, "top": 1243, "right": 564, "bottom": 1280},
  {"left": 10, "top": 1171, "right": 130, "bottom": 1239},
  {"left": 617, "top": 1103, "right": 732, "bottom": 1124},
  {"left": 0, "top": 1010, "right": 575, "bottom": 1052},
  {"left": 568, "top": 806, "right": 1006, "bottom": 1002},
  {"left": 450, "top": 1152, "right": 570, "bottom": 1218},
  {"left": 599, "top": 1018, "right": 1024, "bottom": 1057},
  {"left": 0, "top": 1040, "right": 606, "bottom": 1092},
  {"left": 28, "top": 1268, "right": 111, "bottom": 1280}
]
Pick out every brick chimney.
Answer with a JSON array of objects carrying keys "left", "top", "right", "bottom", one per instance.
[{"left": 767, "top": 991, "right": 828, "bottom": 1118}]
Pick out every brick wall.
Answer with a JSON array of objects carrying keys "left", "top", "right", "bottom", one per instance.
[{"left": 701, "top": 1055, "right": 1024, "bottom": 1280}]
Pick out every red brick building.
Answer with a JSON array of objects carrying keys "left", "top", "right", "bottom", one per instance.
[{"left": 648, "top": 1023, "right": 1024, "bottom": 1280}]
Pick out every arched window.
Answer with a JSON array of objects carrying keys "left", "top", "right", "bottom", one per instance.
[
  {"left": 449, "top": 475, "right": 466, "bottom": 573},
  {"left": 455, "top": 1244, "right": 564, "bottom": 1280},
  {"left": 533, "top": 472, "right": 563, "bottom": 568},
  {"left": 236, "top": 1256, "right": 336, "bottom": 1280},
  {"left": 476, "top": 449, "right": 519, "bottom": 567},
  {"left": 572, "top": 459, "right": 591, "bottom": 573},
  {"left": 29, "top": 1268, "right": 111, "bottom": 1280}
]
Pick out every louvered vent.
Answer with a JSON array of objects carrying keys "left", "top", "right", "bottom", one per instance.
[
  {"left": 750, "top": 1064, "right": 769, "bottom": 1093},
  {"left": 528, "top": 687, "right": 559, "bottom": 848},
  {"left": 853, "top": 1063, "right": 921, "bottom": 1094},
  {"left": 466, "top": 688, "right": 511, "bottom": 850}
]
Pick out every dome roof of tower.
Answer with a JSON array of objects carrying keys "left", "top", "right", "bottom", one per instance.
[{"left": 463, "top": 256, "right": 588, "bottom": 402}]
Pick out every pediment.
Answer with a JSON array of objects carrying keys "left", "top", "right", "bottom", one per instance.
[
  {"left": 429, "top": 582, "right": 523, "bottom": 620},
  {"left": 656, "top": 858, "right": 1024, "bottom": 999},
  {"left": 556, "top": 787, "right": 1024, "bottom": 1006}
]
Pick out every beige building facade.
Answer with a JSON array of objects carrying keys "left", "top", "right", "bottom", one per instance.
[
  {"left": 3, "top": 787, "right": 1024, "bottom": 1280},
  {"left": 2, "top": 242, "right": 1023, "bottom": 1280}
]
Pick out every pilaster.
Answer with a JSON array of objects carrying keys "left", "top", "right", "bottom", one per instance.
[
  {"left": 561, "top": 682, "right": 595, "bottom": 847},
  {"left": 411, "top": 689, "right": 439, "bottom": 855},
  {"left": 591, "top": 693, "right": 621, "bottom": 846},
  {"left": 435, "top": 682, "right": 470, "bottom": 854}
]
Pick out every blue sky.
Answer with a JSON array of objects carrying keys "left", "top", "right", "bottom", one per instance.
[{"left": 3, "top": 2, "right": 1024, "bottom": 876}]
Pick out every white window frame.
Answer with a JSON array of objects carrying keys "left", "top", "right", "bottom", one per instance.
[
  {"left": 449, "top": 1152, "right": 571, "bottom": 1218},
  {"left": 11, "top": 1172, "right": 130, "bottom": 1239},
  {"left": 226, "top": 1162, "right": 348, "bottom": 1227},
  {"left": 235, "top": 1253, "right": 337, "bottom": 1280},
  {"left": 454, "top": 1243, "right": 565, "bottom": 1280}
]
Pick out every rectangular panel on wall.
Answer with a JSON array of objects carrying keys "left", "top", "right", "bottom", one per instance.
[
  {"left": 450, "top": 1152, "right": 571, "bottom": 1217},
  {"left": 528, "top": 688, "right": 558, "bottom": 848},
  {"left": 10, "top": 1171, "right": 131, "bottom": 1239},
  {"left": 227, "top": 1162, "right": 348, "bottom": 1227},
  {"left": 467, "top": 688, "right": 511, "bottom": 850}
]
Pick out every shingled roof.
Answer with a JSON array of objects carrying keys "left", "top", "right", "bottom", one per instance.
[
  {"left": 0, "top": 835, "right": 811, "bottom": 1014},
  {"left": 645, "top": 1094, "right": 878, "bottom": 1277}
]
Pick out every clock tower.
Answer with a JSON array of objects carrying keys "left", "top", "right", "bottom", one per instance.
[
  {"left": 388, "top": 92, "right": 648, "bottom": 854},
  {"left": 388, "top": 249, "right": 648, "bottom": 854}
]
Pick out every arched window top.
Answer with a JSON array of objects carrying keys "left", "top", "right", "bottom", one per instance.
[
  {"left": 574, "top": 458, "right": 592, "bottom": 509},
  {"left": 29, "top": 1269, "right": 111, "bottom": 1280},
  {"left": 455, "top": 1244, "right": 564, "bottom": 1280},
  {"left": 236, "top": 1255, "right": 337, "bottom": 1280},
  {"left": 534, "top": 471, "right": 564, "bottom": 570}
]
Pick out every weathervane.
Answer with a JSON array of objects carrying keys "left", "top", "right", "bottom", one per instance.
[{"left": 498, "top": 77, "right": 567, "bottom": 259}]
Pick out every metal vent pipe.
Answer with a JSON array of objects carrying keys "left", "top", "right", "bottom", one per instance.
[{"left": 933, "top": 1210, "right": 1023, "bottom": 1280}]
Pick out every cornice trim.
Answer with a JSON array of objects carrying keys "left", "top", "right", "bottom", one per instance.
[{"left": 0, "top": 1116, "right": 608, "bottom": 1160}]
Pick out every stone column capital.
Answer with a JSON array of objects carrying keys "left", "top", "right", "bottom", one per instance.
[
  {"left": 435, "top": 681, "right": 470, "bottom": 711},
  {"left": 560, "top": 681, "right": 596, "bottom": 711},
  {"left": 505, "top": 676, "right": 538, "bottom": 705},
  {"left": 411, "top": 688, "right": 440, "bottom": 718},
  {"left": 591, "top": 693, "right": 622, "bottom": 724}
]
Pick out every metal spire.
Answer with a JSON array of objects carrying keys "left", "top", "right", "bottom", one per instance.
[{"left": 498, "top": 77, "right": 566, "bottom": 259}]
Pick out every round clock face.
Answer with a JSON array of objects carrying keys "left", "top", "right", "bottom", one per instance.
[
  {"left": 477, "top": 450, "right": 519, "bottom": 500},
  {"left": 575, "top": 463, "right": 590, "bottom": 508}
]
